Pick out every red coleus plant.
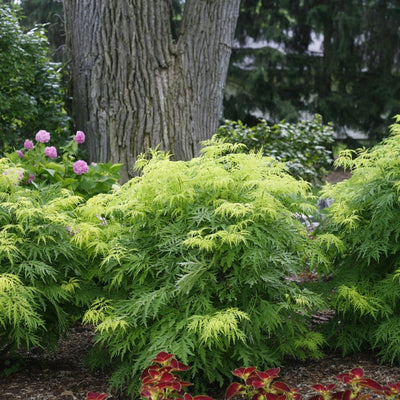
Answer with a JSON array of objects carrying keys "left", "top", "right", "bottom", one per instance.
[
  {"left": 226, "top": 366, "right": 300, "bottom": 400},
  {"left": 87, "top": 392, "right": 110, "bottom": 400},
  {"left": 140, "top": 354, "right": 400, "bottom": 400},
  {"left": 140, "top": 352, "right": 213, "bottom": 400}
]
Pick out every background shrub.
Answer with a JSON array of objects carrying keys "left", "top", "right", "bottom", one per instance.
[
  {"left": 0, "top": 4, "right": 68, "bottom": 153},
  {"left": 312, "top": 117, "right": 400, "bottom": 362},
  {"left": 216, "top": 114, "right": 334, "bottom": 183},
  {"left": 76, "top": 140, "right": 333, "bottom": 393}
]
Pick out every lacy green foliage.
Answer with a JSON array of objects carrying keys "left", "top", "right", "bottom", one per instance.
[
  {"left": 78, "top": 140, "right": 329, "bottom": 393},
  {"left": 0, "top": 4, "right": 69, "bottom": 152},
  {"left": 0, "top": 165, "right": 98, "bottom": 351},
  {"left": 216, "top": 115, "right": 334, "bottom": 184},
  {"left": 314, "top": 118, "right": 400, "bottom": 362}
]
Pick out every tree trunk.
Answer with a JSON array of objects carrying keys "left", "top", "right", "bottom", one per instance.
[{"left": 64, "top": 0, "right": 240, "bottom": 181}]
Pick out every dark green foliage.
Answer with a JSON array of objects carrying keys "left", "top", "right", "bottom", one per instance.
[
  {"left": 77, "top": 140, "right": 331, "bottom": 394},
  {"left": 0, "top": 4, "right": 68, "bottom": 152},
  {"left": 313, "top": 117, "right": 400, "bottom": 362},
  {"left": 226, "top": 0, "right": 400, "bottom": 140},
  {"left": 0, "top": 159, "right": 98, "bottom": 351},
  {"left": 216, "top": 115, "right": 334, "bottom": 183},
  {"left": 17, "top": 0, "right": 65, "bottom": 61}
]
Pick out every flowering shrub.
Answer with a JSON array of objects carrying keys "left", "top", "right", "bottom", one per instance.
[{"left": 6, "top": 129, "right": 121, "bottom": 198}]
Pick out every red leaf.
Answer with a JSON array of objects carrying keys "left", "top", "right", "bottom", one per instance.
[
  {"left": 266, "top": 394, "right": 286, "bottom": 400},
  {"left": 272, "top": 381, "right": 292, "bottom": 393},
  {"left": 350, "top": 368, "right": 364, "bottom": 378},
  {"left": 140, "top": 390, "right": 152, "bottom": 398},
  {"left": 336, "top": 373, "right": 352, "bottom": 384},
  {"left": 249, "top": 377, "right": 265, "bottom": 389},
  {"left": 388, "top": 383, "right": 400, "bottom": 393},
  {"left": 87, "top": 392, "right": 110, "bottom": 400},
  {"left": 184, "top": 394, "right": 193, "bottom": 400},
  {"left": 311, "top": 384, "right": 336, "bottom": 393},
  {"left": 159, "top": 371, "right": 175, "bottom": 382},
  {"left": 154, "top": 381, "right": 181, "bottom": 392},
  {"left": 232, "top": 367, "right": 258, "bottom": 380},
  {"left": 193, "top": 396, "right": 214, "bottom": 400},
  {"left": 152, "top": 351, "right": 175, "bottom": 364},
  {"left": 225, "top": 382, "right": 245, "bottom": 400},
  {"left": 331, "top": 392, "right": 345, "bottom": 400},
  {"left": 260, "top": 368, "right": 280, "bottom": 379},
  {"left": 342, "top": 390, "right": 352, "bottom": 400},
  {"left": 180, "top": 381, "right": 194, "bottom": 388},
  {"left": 310, "top": 384, "right": 327, "bottom": 392},
  {"left": 360, "top": 378, "right": 383, "bottom": 391},
  {"left": 309, "top": 395, "right": 324, "bottom": 400},
  {"left": 266, "top": 394, "right": 280, "bottom": 400},
  {"left": 170, "top": 358, "right": 190, "bottom": 371}
]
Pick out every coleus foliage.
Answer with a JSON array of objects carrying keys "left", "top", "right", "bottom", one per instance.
[
  {"left": 137, "top": 353, "right": 400, "bottom": 400},
  {"left": 226, "top": 365, "right": 399, "bottom": 400},
  {"left": 140, "top": 351, "right": 212, "bottom": 400}
]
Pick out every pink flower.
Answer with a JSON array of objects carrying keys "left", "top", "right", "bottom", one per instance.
[
  {"left": 74, "top": 130, "right": 86, "bottom": 144},
  {"left": 35, "top": 130, "right": 51, "bottom": 143},
  {"left": 24, "top": 139, "right": 34, "bottom": 150},
  {"left": 26, "top": 174, "right": 35, "bottom": 184},
  {"left": 17, "top": 150, "right": 24, "bottom": 158},
  {"left": 73, "top": 160, "right": 89, "bottom": 175},
  {"left": 44, "top": 146, "right": 57, "bottom": 159}
]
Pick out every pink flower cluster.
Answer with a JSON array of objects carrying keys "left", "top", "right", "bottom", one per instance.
[
  {"left": 24, "top": 139, "right": 34, "bottom": 150},
  {"left": 35, "top": 130, "right": 51, "bottom": 143},
  {"left": 44, "top": 146, "right": 57, "bottom": 159},
  {"left": 74, "top": 131, "right": 86, "bottom": 144},
  {"left": 73, "top": 160, "right": 89, "bottom": 175}
]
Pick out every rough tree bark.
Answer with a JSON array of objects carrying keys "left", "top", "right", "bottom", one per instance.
[{"left": 64, "top": 0, "right": 240, "bottom": 181}]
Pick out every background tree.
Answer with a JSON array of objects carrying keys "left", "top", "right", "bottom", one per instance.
[
  {"left": 0, "top": 2, "right": 68, "bottom": 152},
  {"left": 225, "top": 0, "right": 400, "bottom": 142},
  {"left": 17, "top": 0, "right": 65, "bottom": 62},
  {"left": 64, "top": 0, "right": 240, "bottom": 181}
]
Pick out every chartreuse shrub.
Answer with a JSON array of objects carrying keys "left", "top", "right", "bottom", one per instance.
[
  {"left": 216, "top": 114, "right": 334, "bottom": 184},
  {"left": 0, "top": 158, "right": 100, "bottom": 353},
  {"left": 77, "top": 140, "right": 335, "bottom": 394},
  {"left": 312, "top": 117, "right": 400, "bottom": 362}
]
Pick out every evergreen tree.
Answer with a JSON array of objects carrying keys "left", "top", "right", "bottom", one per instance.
[{"left": 226, "top": 0, "right": 400, "bottom": 141}]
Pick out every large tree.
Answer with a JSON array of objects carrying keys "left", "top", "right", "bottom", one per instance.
[{"left": 64, "top": 0, "right": 240, "bottom": 180}]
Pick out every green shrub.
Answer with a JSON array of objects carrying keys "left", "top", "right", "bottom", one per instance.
[
  {"left": 313, "top": 116, "right": 400, "bottom": 362},
  {"left": 0, "top": 4, "right": 68, "bottom": 152},
  {"left": 0, "top": 158, "right": 100, "bottom": 352},
  {"left": 216, "top": 114, "right": 334, "bottom": 183},
  {"left": 77, "top": 140, "right": 332, "bottom": 393}
]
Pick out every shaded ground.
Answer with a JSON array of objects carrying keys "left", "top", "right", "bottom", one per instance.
[{"left": 2, "top": 324, "right": 400, "bottom": 400}]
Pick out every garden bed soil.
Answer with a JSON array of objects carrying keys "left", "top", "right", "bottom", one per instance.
[{"left": 2, "top": 323, "right": 400, "bottom": 400}]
